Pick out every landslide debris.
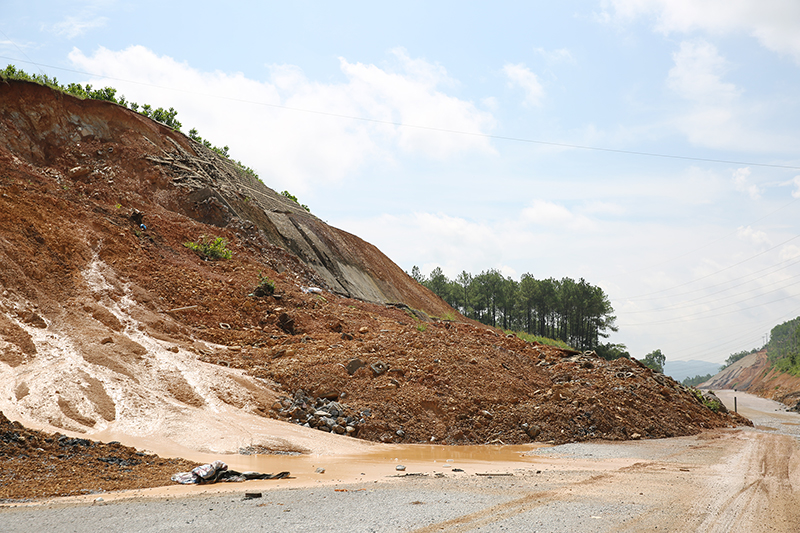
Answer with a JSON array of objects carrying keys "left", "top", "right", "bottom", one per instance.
[
  {"left": 0, "top": 77, "right": 752, "bottom": 501},
  {"left": 0, "top": 411, "right": 199, "bottom": 502}
]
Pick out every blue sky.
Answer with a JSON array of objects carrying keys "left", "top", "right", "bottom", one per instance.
[{"left": 4, "top": 1, "right": 800, "bottom": 365}]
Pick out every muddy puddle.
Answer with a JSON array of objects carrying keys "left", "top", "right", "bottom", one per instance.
[{"left": 162, "top": 442, "right": 547, "bottom": 486}]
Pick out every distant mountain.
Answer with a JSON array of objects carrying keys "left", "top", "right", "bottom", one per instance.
[{"left": 663, "top": 360, "right": 722, "bottom": 382}]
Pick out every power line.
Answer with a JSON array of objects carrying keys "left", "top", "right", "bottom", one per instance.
[
  {"left": 617, "top": 232, "right": 800, "bottom": 301},
  {"left": 0, "top": 33, "right": 45, "bottom": 77},
  {"left": 2, "top": 55, "right": 800, "bottom": 171},
  {"left": 622, "top": 268, "right": 800, "bottom": 315}
]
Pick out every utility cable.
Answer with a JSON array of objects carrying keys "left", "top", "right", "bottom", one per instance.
[{"left": 2, "top": 55, "right": 800, "bottom": 171}]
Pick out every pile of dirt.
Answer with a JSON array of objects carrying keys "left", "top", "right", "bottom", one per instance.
[
  {"left": 0, "top": 79, "right": 751, "bottom": 500},
  {"left": 0, "top": 411, "right": 199, "bottom": 501}
]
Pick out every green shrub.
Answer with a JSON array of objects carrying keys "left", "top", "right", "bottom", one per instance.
[
  {"left": 184, "top": 236, "right": 232, "bottom": 260},
  {"left": 280, "top": 190, "right": 310, "bottom": 212},
  {"left": 253, "top": 273, "right": 275, "bottom": 297}
]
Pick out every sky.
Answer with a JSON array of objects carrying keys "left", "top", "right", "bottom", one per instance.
[{"left": 3, "top": 1, "right": 800, "bottom": 366}]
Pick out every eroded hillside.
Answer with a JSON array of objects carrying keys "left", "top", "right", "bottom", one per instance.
[
  {"left": 702, "top": 349, "right": 800, "bottom": 410},
  {"left": 0, "top": 79, "right": 746, "bottom": 455}
]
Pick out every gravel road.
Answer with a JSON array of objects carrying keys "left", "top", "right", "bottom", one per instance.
[{"left": 2, "top": 389, "right": 799, "bottom": 532}]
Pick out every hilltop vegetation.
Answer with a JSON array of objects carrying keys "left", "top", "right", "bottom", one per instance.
[
  {"left": 0, "top": 64, "right": 310, "bottom": 209},
  {"left": 412, "top": 266, "right": 617, "bottom": 352},
  {"left": 767, "top": 316, "right": 800, "bottom": 375}
]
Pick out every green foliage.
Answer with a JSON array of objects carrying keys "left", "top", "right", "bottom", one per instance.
[
  {"left": 682, "top": 373, "right": 714, "bottom": 388},
  {"left": 441, "top": 311, "right": 456, "bottom": 321},
  {"left": 705, "top": 398, "right": 722, "bottom": 413},
  {"left": 766, "top": 317, "right": 800, "bottom": 376},
  {"left": 640, "top": 349, "right": 665, "bottom": 373},
  {"left": 2, "top": 64, "right": 184, "bottom": 131},
  {"left": 594, "top": 342, "right": 630, "bottom": 361},
  {"left": 184, "top": 236, "right": 232, "bottom": 260},
  {"left": 416, "top": 323, "right": 427, "bottom": 333},
  {"left": 508, "top": 330, "right": 573, "bottom": 350},
  {"left": 5, "top": 64, "right": 269, "bottom": 184},
  {"left": 410, "top": 266, "right": 425, "bottom": 284},
  {"left": 280, "top": 190, "right": 310, "bottom": 212},
  {"left": 722, "top": 348, "right": 758, "bottom": 369},
  {"left": 253, "top": 273, "right": 275, "bottom": 297},
  {"left": 411, "top": 266, "right": 617, "bottom": 351}
]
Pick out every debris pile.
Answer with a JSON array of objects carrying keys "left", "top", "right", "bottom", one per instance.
[
  {"left": 272, "top": 389, "right": 362, "bottom": 436},
  {"left": 0, "top": 411, "right": 199, "bottom": 501}
]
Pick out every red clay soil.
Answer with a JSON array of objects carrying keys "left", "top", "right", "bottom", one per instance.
[
  {"left": 0, "top": 79, "right": 751, "bottom": 501},
  {"left": 0, "top": 412, "right": 199, "bottom": 502},
  {"left": 702, "top": 349, "right": 800, "bottom": 409}
]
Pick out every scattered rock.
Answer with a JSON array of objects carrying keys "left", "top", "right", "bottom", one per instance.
[
  {"left": 345, "top": 358, "right": 366, "bottom": 375},
  {"left": 277, "top": 313, "right": 296, "bottom": 335},
  {"left": 370, "top": 361, "right": 388, "bottom": 377}
]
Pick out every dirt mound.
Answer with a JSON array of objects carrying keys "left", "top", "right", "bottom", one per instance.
[
  {"left": 0, "top": 79, "right": 747, "bottom": 464},
  {"left": 0, "top": 411, "right": 198, "bottom": 501}
]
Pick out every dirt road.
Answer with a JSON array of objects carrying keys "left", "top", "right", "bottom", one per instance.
[{"left": 2, "top": 390, "right": 798, "bottom": 532}]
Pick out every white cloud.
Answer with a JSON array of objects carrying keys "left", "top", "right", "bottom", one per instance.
[
  {"left": 582, "top": 201, "right": 626, "bottom": 216},
  {"left": 604, "top": 0, "right": 800, "bottom": 64},
  {"left": 521, "top": 200, "right": 596, "bottom": 231},
  {"left": 792, "top": 175, "right": 800, "bottom": 198},
  {"left": 535, "top": 47, "right": 575, "bottom": 64},
  {"left": 736, "top": 225, "right": 771, "bottom": 246},
  {"left": 667, "top": 40, "right": 739, "bottom": 104},
  {"left": 732, "top": 167, "right": 761, "bottom": 199},
  {"left": 481, "top": 96, "right": 499, "bottom": 111},
  {"left": 662, "top": 41, "right": 790, "bottom": 152},
  {"left": 48, "top": 16, "right": 107, "bottom": 38},
  {"left": 780, "top": 244, "right": 800, "bottom": 261},
  {"left": 503, "top": 63, "right": 545, "bottom": 107},
  {"left": 66, "top": 46, "right": 495, "bottom": 192}
]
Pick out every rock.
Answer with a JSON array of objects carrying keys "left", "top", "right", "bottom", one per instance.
[
  {"left": 341, "top": 332, "right": 354, "bottom": 341},
  {"left": 359, "top": 326, "right": 369, "bottom": 334},
  {"left": 277, "top": 313, "right": 296, "bottom": 335},
  {"left": 69, "top": 166, "right": 91, "bottom": 179},
  {"left": 318, "top": 391, "right": 339, "bottom": 401},
  {"left": 345, "top": 358, "right": 366, "bottom": 375},
  {"left": 395, "top": 429, "right": 405, "bottom": 438},
  {"left": 396, "top": 465, "right": 406, "bottom": 471},
  {"left": 526, "top": 424, "right": 541, "bottom": 439},
  {"left": 370, "top": 361, "right": 388, "bottom": 376},
  {"left": 315, "top": 467, "right": 325, "bottom": 474},
  {"left": 21, "top": 312, "right": 47, "bottom": 328}
]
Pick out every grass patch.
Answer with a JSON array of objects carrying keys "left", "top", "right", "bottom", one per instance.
[{"left": 505, "top": 330, "right": 573, "bottom": 350}]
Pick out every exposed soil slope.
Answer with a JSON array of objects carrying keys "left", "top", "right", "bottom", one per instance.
[
  {"left": 702, "top": 349, "right": 800, "bottom": 409},
  {"left": 0, "top": 79, "right": 749, "bottom": 499}
]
